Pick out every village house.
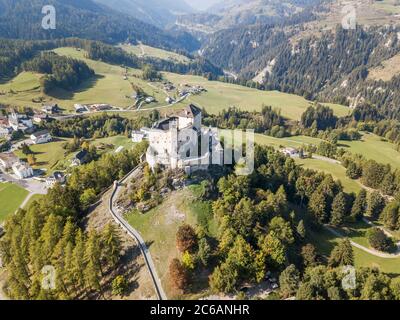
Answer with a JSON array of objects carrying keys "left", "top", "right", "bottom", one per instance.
[
  {"left": 74, "top": 104, "right": 87, "bottom": 113},
  {"left": 71, "top": 150, "right": 90, "bottom": 166},
  {"left": 8, "top": 111, "right": 33, "bottom": 132},
  {"left": 0, "top": 117, "right": 11, "bottom": 138},
  {"left": 89, "top": 104, "right": 112, "bottom": 112},
  {"left": 12, "top": 162, "right": 34, "bottom": 179},
  {"left": 165, "top": 96, "right": 175, "bottom": 104},
  {"left": 32, "top": 113, "right": 50, "bottom": 124},
  {"left": 0, "top": 126, "right": 10, "bottom": 138},
  {"left": 281, "top": 147, "right": 298, "bottom": 157},
  {"left": 132, "top": 130, "right": 146, "bottom": 143},
  {"left": 145, "top": 104, "right": 224, "bottom": 174},
  {"left": 0, "top": 152, "right": 19, "bottom": 170},
  {"left": 45, "top": 171, "right": 66, "bottom": 188},
  {"left": 30, "top": 130, "right": 52, "bottom": 144},
  {"left": 42, "top": 103, "right": 59, "bottom": 114}
]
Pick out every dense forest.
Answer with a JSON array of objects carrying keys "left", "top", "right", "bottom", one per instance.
[
  {"left": 0, "top": 142, "right": 148, "bottom": 299},
  {"left": 22, "top": 52, "right": 94, "bottom": 93},
  {"left": 41, "top": 113, "right": 156, "bottom": 139},
  {"left": 204, "top": 22, "right": 400, "bottom": 120},
  {"left": 162, "top": 144, "right": 400, "bottom": 299}
]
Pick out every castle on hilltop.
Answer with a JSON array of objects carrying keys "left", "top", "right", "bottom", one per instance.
[{"left": 133, "top": 104, "right": 223, "bottom": 174}]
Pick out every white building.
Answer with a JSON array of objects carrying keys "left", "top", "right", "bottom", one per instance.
[
  {"left": 0, "top": 126, "right": 10, "bottom": 138},
  {"left": 8, "top": 111, "right": 33, "bottom": 132},
  {"left": 0, "top": 117, "right": 11, "bottom": 138},
  {"left": 46, "top": 171, "right": 66, "bottom": 188},
  {"left": 42, "top": 104, "right": 58, "bottom": 114},
  {"left": 282, "top": 147, "right": 298, "bottom": 156},
  {"left": 30, "top": 130, "right": 52, "bottom": 144},
  {"left": 32, "top": 113, "right": 49, "bottom": 124},
  {"left": 132, "top": 130, "right": 146, "bottom": 143},
  {"left": 12, "top": 162, "right": 34, "bottom": 179},
  {"left": 74, "top": 104, "right": 87, "bottom": 113},
  {"left": 145, "top": 104, "right": 223, "bottom": 174}
]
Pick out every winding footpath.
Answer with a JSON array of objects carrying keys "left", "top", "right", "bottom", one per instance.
[
  {"left": 324, "top": 225, "right": 400, "bottom": 259},
  {"left": 109, "top": 166, "right": 167, "bottom": 300}
]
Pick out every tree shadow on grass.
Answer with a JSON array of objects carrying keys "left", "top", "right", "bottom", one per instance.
[{"left": 47, "top": 75, "right": 104, "bottom": 100}]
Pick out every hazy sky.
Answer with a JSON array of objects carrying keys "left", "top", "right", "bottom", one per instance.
[{"left": 185, "top": 0, "right": 220, "bottom": 11}]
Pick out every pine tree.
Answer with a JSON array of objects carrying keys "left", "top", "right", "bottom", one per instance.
[
  {"left": 101, "top": 224, "right": 122, "bottom": 270},
  {"left": 197, "top": 238, "right": 212, "bottom": 267},
  {"left": 40, "top": 214, "right": 64, "bottom": 262},
  {"left": 351, "top": 189, "right": 367, "bottom": 221},
  {"left": 308, "top": 191, "right": 328, "bottom": 224},
  {"left": 366, "top": 192, "right": 385, "bottom": 220},
  {"left": 84, "top": 230, "right": 102, "bottom": 292},
  {"left": 72, "top": 230, "right": 86, "bottom": 290},
  {"left": 331, "top": 192, "right": 347, "bottom": 226},
  {"left": 328, "top": 239, "right": 354, "bottom": 267}
]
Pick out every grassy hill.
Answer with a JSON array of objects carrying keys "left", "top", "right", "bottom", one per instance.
[
  {"left": 164, "top": 73, "right": 350, "bottom": 121},
  {"left": 126, "top": 184, "right": 216, "bottom": 299},
  {"left": 15, "top": 138, "right": 73, "bottom": 175},
  {"left": 254, "top": 134, "right": 362, "bottom": 193},
  {"left": 339, "top": 132, "right": 400, "bottom": 169},
  {"left": 254, "top": 132, "right": 400, "bottom": 192},
  {"left": 119, "top": 44, "right": 192, "bottom": 64},
  {"left": 0, "top": 182, "right": 29, "bottom": 223},
  {"left": 309, "top": 225, "right": 400, "bottom": 279}
]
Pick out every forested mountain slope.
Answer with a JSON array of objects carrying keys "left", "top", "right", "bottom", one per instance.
[
  {"left": 93, "top": 0, "right": 194, "bottom": 29},
  {"left": 0, "top": 0, "right": 199, "bottom": 51}
]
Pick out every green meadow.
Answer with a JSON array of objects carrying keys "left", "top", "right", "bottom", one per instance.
[
  {"left": 119, "top": 44, "right": 192, "bottom": 64},
  {"left": 15, "top": 138, "right": 72, "bottom": 175},
  {"left": 164, "top": 72, "right": 351, "bottom": 121},
  {"left": 0, "top": 182, "right": 29, "bottom": 222},
  {"left": 339, "top": 132, "right": 400, "bottom": 169}
]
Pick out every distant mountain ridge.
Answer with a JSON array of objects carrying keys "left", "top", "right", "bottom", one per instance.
[
  {"left": 175, "top": 0, "right": 325, "bottom": 34},
  {"left": 93, "top": 0, "right": 195, "bottom": 28}
]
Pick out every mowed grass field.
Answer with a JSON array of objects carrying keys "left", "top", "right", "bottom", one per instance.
[
  {"left": 164, "top": 72, "right": 351, "bottom": 121},
  {"left": 119, "top": 44, "right": 192, "bottom": 64},
  {"left": 0, "top": 182, "right": 29, "bottom": 222},
  {"left": 126, "top": 185, "right": 215, "bottom": 298},
  {"left": 255, "top": 132, "right": 400, "bottom": 192},
  {"left": 22, "top": 193, "right": 44, "bottom": 209},
  {"left": 373, "top": 0, "right": 400, "bottom": 14},
  {"left": 254, "top": 134, "right": 361, "bottom": 193},
  {"left": 15, "top": 138, "right": 72, "bottom": 175},
  {"left": 91, "top": 135, "right": 134, "bottom": 152},
  {"left": 309, "top": 226, "right": 400, "bottom": 279},
  {"left": 296, "top": 158, "right": 362, "bottom": 193},
  {"left": 339, "top": 132, "right": 400, "bottom": 169},
  {"left": 0, "top": 72, "right": 44, "bottom": 107}
]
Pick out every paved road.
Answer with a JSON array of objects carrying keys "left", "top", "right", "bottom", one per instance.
[
  {"left": 324, "top": 225, "right": 400, "bottom": 258},
  {"left": 109, "top": 166, "right": 167, "bottom": 300},
  {"left": 0, "top": 171, "right": 47, "bottom": 195}
]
